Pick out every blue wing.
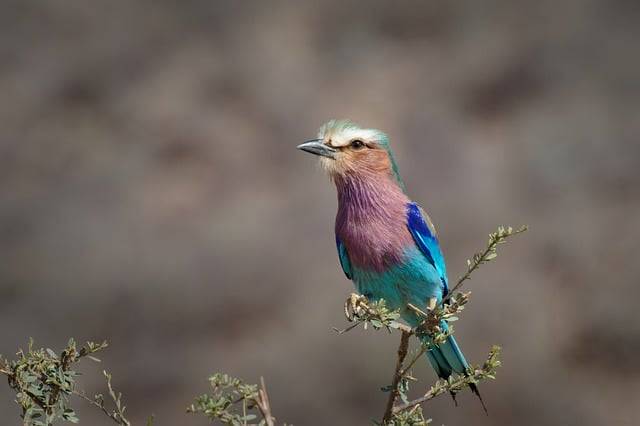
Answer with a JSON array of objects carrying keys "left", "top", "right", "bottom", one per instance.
[
  {"left": 406, "top": 202, "right": 448, "bottom": 295},
  {"left": 336, "top": 235, "right": 352, "bottom": 280},
  {"left": 407, "top": 204, "right": 475, "bottom": 383}
]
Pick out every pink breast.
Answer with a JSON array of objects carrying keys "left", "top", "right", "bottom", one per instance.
[
  {"left": 338, "top": 215, "right": 413, "bottom": 272},
  {"left": 334, "top": 174, "right": 413, "bottom": 272}
]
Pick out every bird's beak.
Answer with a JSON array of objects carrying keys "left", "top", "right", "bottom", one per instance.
[{"left": 297, "top": 139, "right": 337, "bottom": 159}]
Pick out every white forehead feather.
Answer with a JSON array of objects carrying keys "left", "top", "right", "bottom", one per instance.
[{"left": 317, "top": 119, "right": 380, "bottom": 147}]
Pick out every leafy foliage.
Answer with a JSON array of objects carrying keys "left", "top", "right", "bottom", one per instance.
[
  {"left": 390, "top": 346, "right": 502, "bottom": 418},
  {"left": 336, "top": 296, "right": 403, "bottom": 334},
  {"left": 410, "top": 291, "right": 471, "bottom": 346},
  {"left": 381, "top": 406, "right": 430, "bottom": 426},
  {"left": 0, "top": 339, "right": 132, "bottom": 426},
  {"left": 0, "top": 339, "right": 107, "bottom": 425},
  {"left": 187, "top": 374, "right": 276, "bottom": 426}
]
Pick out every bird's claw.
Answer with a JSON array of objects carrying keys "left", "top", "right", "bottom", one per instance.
[{"left": 344, "top": 293, "right": 370, "bottom": 321}]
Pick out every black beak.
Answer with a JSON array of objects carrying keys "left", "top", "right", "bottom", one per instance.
[{"left": 297, "top": 139, "right": 337, "bottom": 159}]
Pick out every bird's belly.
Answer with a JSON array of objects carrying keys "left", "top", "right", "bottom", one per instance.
[{"left": 350, "top": 247, "right": 444, "bottom": 324}]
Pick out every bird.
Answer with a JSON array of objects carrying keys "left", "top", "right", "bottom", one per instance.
[{"left": 297, "top": 119, "right": 486, "bottom": 411}]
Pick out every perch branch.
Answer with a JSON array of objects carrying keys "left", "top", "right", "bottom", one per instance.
[
  {"left": 392, "top": 346, "right": 502, "bottom": 415},
  {"left": 381, "top": 330, "right": 411, "bottom": 424},
  {"left": 256, "top": 377, "right": 275, "bottom": 426}
]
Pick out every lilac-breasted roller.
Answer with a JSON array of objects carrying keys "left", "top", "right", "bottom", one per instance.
[{"left": 298, "top": 119, "right": 485, "bottom": 409}]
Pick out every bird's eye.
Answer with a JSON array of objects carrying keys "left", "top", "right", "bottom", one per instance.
[{"left": 351, "top": 140, "right": 365, "bottom": 149}]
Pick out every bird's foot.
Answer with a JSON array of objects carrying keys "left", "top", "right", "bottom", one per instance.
[{"left": 344, "top": 293, "right": 370, "bottom": 321}]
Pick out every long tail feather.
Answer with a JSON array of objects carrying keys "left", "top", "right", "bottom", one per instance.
[
  {"left": 439, "top": 335, "right": 468, "bottom": 373},
  {"left": 422, "top": 329, "right": 489, "bottom": 413},
  {"left": 469, "top": 383, "right": 488, "bottom": 415}
]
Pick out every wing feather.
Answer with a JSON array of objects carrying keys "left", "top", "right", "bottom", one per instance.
[
  {"left": 406, "top": 202, "right": 449, "bottom": 294},
  {"left": 336, "top": 235, "right": 352, "bottom": 280}
]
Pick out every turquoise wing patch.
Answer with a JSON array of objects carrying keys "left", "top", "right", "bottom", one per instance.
[{"left": 336, "top": 236, "right": 352, "bottom": 280}]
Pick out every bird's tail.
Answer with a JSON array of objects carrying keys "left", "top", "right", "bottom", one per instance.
[{"left": 421, "top": 329, "right": 488, "bottom": 414}]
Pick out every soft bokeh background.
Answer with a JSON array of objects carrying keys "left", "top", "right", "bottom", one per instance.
[{"left": 2, "top": 1, "right": 639, "bottom": 424}]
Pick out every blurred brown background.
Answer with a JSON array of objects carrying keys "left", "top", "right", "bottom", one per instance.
[{"left": 1, "top": 1, "right": 639, "bottom": 424}]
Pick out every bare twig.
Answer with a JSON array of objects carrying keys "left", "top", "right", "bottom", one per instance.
[
  {"left": 391, "top": 382, "right": 443, "bottom": 415},
  {"left": 399, "top": 345, "right": 429, "bottom": 379},
  {"left": 389, "top": 322, "right": 413, "bottom": 334},
  {"left": 332, "top": 322, "right": 363, "bottom": 334},
  {"left": 443, "top": 225, "right": 527, "bottom": 303},
  {"left": 74, "top": 370, "right": 131, "bottom": 425},
  {"left": 382, "top": 330, "right": 411, "bottom": 424},
  {"left": 256, "top": 377, "right": 275, "bottom": 426},
  {"left": 74, "top": 391, "right": 130, "bottom": 426}
]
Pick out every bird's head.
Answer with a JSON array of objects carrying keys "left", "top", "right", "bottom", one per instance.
[{"left": 297, "top": 119, "right": 405, "bottom": 190}]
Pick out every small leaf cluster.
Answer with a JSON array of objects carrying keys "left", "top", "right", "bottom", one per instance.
[
  {"left": 338, "top": 295, "right": 402, "bottom": 333},
  {"left": 411, "top": 291, "right": 470, "bottom": 346},
  {"left": 359, "top": 299, "right": 403, "bottom": 331},
  {"left": 187, "top": 373, "right": 265, "bottom": 425},
  {"left": 429, "top": 345, "right": 502, "bottom": 398},
  {"left": 475, "top": 225, "right": 527, "bottom": 265},
  {"left": 382, "top": 405, "right": 430, "bottom": 426},
  {"left": 391, "top": 345, "right": 502, "bottom": 418},
  {"left": 0, "top": 338, "right": 108, "bottom": 425}
]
